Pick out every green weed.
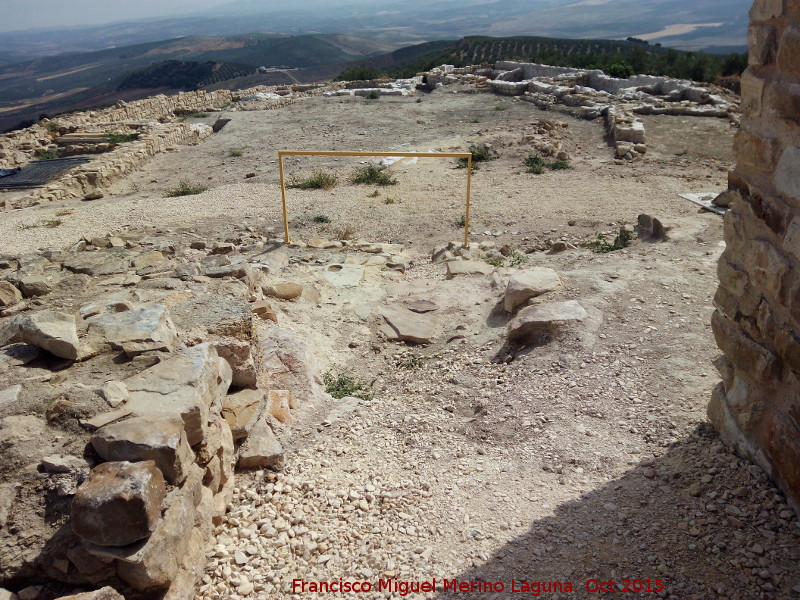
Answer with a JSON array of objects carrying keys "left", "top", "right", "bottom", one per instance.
[
  {"left": 351, "top": 164, "right": 397, "bottom": 186},
  {"left": 165, "top": 180, "right": 208, "bottom": 197},
  {"left": 313, "top": 215, "right": 331, "bottom": 223},
  {"left": 324, "top": 372, "right": 374, "bottom": 400},
  {"left": 288, "top": 171, "right": 338, "bottom": 190}
]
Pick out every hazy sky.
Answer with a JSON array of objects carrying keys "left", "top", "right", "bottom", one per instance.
[{"left": 1, "top": 0, "right": 230, "bottom": 32}]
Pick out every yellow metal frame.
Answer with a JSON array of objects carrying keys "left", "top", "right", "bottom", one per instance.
[{"left": 278, "top": 150, "right": 473, "bottom": 247}]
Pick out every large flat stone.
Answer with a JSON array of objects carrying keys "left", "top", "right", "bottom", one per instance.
[
  {"left": 379, "top": 306, "right": 438, "bottom": 344},
  {"left": 212, "top": 337, "right": 256, "bottom": 388},
  {"left": 71, "top": 461, "right": 165, "bottom": 547},
  {"left": 503, "top": 267, "right": 562, "bottom": 312},
  {"left": 9, "top": 310, "right": 82, "bottom": 360},
  {"left": 507, "top": 300, "right": 588, "bottom": 344},
  {"left": 124, "top": 344, "right": 232, "bottom": 446},
  {"left": 54, "top": 587, "right": 125, "bottom": 600},
  {"left": 446, "top": 260, "right": 494, "bottom": 279},
  {"left": 91, "top": 416, "right": 194, "bottom": 484},
  {"left": 63, "top": 253, "right": 128, "bottom": 277},
  {"left": 238, "top": 417, "right": 284, "bottom": 470},
  {"left": 88, "top": 304, "right": 178, "bottom": 357},
  {"left": 323, "top": 264, "right": 363, "bottom": 287}
]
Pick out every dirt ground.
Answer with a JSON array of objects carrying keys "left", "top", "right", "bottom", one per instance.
[{"left": 2, "top": 89, "right": 798, "bottom": 600}]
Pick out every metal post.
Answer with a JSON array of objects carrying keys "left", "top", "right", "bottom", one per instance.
[
  {"left": 463, "top": 155, "right": 472, "bottom": 248},
  {"left": 278, "top": 152, "right": 291, "bottom": 244}
]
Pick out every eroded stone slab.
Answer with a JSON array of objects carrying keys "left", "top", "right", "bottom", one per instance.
[
  {"left": 379, "top": 306, "right": 438, "bottom": 344},
  {"left": 507, "top": 300, "right": 588, "bottom": 344},
  {"left": 503, "top": 267, "right": 562, "bottom": 312}
]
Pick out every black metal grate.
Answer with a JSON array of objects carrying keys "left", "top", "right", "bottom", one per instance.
[{"left": 0, "top": 157, "right": 91, "bottom": 190}]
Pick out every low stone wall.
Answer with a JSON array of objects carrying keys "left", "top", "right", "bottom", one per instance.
[
  {"left": 0, "top": 229, "right": 324, "bottom": 598},
  {"left": 709, "top": 0, "right": 800, "bottom": 513},
  {"left": 2, "top": 123, "right": 213, "bottom": 210}
]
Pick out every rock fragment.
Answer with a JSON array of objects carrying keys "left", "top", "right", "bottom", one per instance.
[
  {"left": 71, "top": 460, "right": 166, "bottom": 546},
  {"left": 503, "top": 267, "right": 562, "bottom": 312}
]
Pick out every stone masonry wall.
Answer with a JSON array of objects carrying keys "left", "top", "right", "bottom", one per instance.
[{"left": 709, "top": 0, "right": 800, "bottom": 512}]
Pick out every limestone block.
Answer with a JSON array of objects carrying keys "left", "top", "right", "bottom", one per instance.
[
  {"left": 711, "top": 311, "right": 778, "bottom": 382},
  {"left": 72, "top": 461, "right": 166, "bottom": 546},
  {"left": 212, "top": 336, "right": 257, "bottom": 388},
  {"left": 378, "top": 306, "right": 438, "bottom": 344},
  {"left": 775, "top": 147, "right": 800, "bottom": 201},
  {"left": 503, "top": 268, "right": 562, "bottom": 312},
  {"left": 7, "top": 310, "right": 82, "bottom": 360},
  {"left": 739, "top": 71, "right": 765, "bottom": 116},
  {"left": 254, "top": 325, "right": 323, "bottom": 403},
  {"left": 237, "top": 417, "right": 284, "bottom": 470},
  {"left": 18, "top": 275, "right": 50, "bottom": 298},
  {"left": 221, "top": 388, "right": 266, "bottom": 440},
  {"left": 507, "top": 300, "right": 588, "bottom": 344},
  {"left": 124, "top": 344, "right": 232, "bottom": 446},
  {"left": 267, "top": 389, "right": 292, "bottom": 424},
  {"left": 777, "top": 25, "right": 800, "bottom": 76},
  {"left": 91, "top": 416, "right": 194, "bottom": 484},
  {"left": 87, "top": 304, "right": 179, "bottom": 357},
  {"left": 111, "top": 486, "right": 196, "bottom": 591},
  {"left": 0, "top": 281, "right": 22, "bottom": 307}
]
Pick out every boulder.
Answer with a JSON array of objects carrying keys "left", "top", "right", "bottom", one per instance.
[
  {"left": 265, "top": 282, "right": 303, "bottom": 300},
  {"left": 18, "top": 275, "right": 50, "bottom": 298},
  {"left": 71, "top": 461, "right": 166, "bottom": 547},
  {"left": 212, "top": 337, "right": 256, "bottom": 388},
  {"left": 379, "top": 306, "right": 437, "bottom": 344},
  {"left": 124, "top": 344, "right": 232, "bottom": 446},
  {"left": 446, "top": 260, "right": 494, "bottom": 278},
  {"left": 238, "top": 417, "right": 284, "bottom": 470},
  {"left": 507, "top": 300, "right": 588, "bottom": 344},
  {"left": 88, "top": 304, "right": 179, "bottom": 357},
  {"left": 254, "top": 325, "right": 323, "bottom": 403},
  {"left": 0, "top": 281, "right": 22, "bottom": 307},
  {"left": 9, "top": 310, "right": 82, "bottom": 360},
  {"left": 63, "top": 254, "right": 127, "bottom": 277},
  {"left": 90, "top": 484, "right": 197, "bottom": 591},
  {"left": 40, "top": 454, "right": 86, "bottom": 473},
  {"left": 221, "top": 388, "right": 266, "bottom": 440},
  {"left": 91, "top": 416, "right": 194, "bottom": 484},
  {"left": 503, "top": 267, "right": 562, "bottom": 312}
]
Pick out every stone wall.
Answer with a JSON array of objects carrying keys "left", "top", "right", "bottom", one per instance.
[{"left": 709, "top": 0, "right": 800, "bottom": 513}]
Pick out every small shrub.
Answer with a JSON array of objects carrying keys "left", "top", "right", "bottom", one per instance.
[
  {"left": 525, "top": 154, "right": 572, "bottom": 173},
  {"left": 179, "top": 111, "right": 208, "bottom": 121},
  {"left": 55, "top": 209, "right": 74, "bottom": 217},
  {"left": 470, "top": 117, "right": 482, "bottom": 123},
  {"left": 288, "top": 171, "right": 338, "bottom": 190},
  {"left": 548, "top": 159, "right": 572, "bottom": 170},
  {"left": 324, "top": 372, "right": 374, "bottom": 400},
  {"left": 228, "top": 148, "right": 243, "bottom": 157},
  {"left": 130, "top": 182, "right": 141, "bottom": 193},
  {"left": 104, "top": 132, "right": 139, "bottom": 145},
  {"left": 44, "top": 121, "right": 60, "bottom": 133},
  {"left": 458, "top": 144, "right": 496, "bottom": 169},
  {"left": 608, "top": 62, "right": 635, "bottom": 79},
  {"left": 165, "top": 180, "right": 208, "bottom": 197},
  {"left": 484, "top": 256, "right": 504, "bottom": 267},
  {"left": 383, "top": 197, "right": 396, "bottom": 205},
  {"left": 507, "top": 250, "right": 528, "bottom": 266},
  {"left": 398, "top": 355, "right": 423, "bottom": 369},
  {"left": 19, "top": 223, "right": 39, "bottom": 230},
  {"left": 454, "top": 214, "right": 466, "bottom": 228},
  {"left": 43, "top": 219, "right": 62, "bottom": 228},
  {"left": 524, "top": 154, "right": 546, "bottom": 174},
  {"left": 313, "top": 215, "right": 331, "bottom": 223},
  {"left": 351, "top": 164, "right": 396, "bottom": 186},
  {"left": 588, "top": 224, "right": 633, "bottom": 253},
  {"left": 334, "top": 224, "right": 357, "bottom": 240},
  {"left": 367, "top": 189, "right": 380, "bottom": 198},
  {"left": 35, "top": 149, "right": 59, "bottom": 160},
  {"left": 494, "top": 105, "right": 507, "bottom": 111},
  {"left": 366, "top": 90, "right": 380, "bottom": 100}
]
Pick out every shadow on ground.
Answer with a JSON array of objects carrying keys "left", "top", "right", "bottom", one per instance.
[{"left": 434, "top": 425, "right": 799, "bottom": 600}]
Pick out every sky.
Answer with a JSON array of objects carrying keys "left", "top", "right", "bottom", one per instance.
[{"left": 0, "top": 0, "right": 229, "bottom": 32}]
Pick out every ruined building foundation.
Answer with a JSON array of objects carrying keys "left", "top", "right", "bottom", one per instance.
[{"left": 710, "top": 0, "right": 800, "bottom": 511}]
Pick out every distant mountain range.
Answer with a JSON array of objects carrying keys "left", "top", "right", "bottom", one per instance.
[{"left": 0, "top": 0, "right": 751, "bottom": 132}]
